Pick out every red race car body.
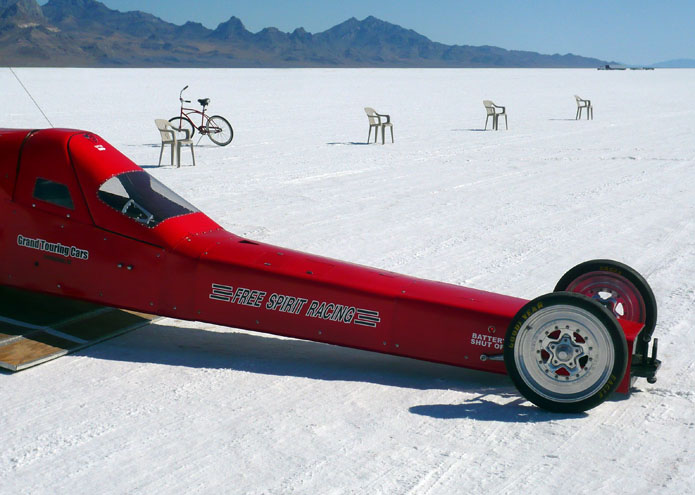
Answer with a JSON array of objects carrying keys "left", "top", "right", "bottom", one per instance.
[{"left": 0, "top": 128, "right": 660, "bottom": 411}]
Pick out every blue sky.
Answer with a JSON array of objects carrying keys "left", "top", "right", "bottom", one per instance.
[{"left": 40, "top": 1, "right": 694, "bottom": 65}]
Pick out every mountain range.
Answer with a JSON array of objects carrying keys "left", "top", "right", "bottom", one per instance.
[
  {"left": 1, "top": 0, "right": 616, "bottom": 68},
  {"left": 651, "top": 59, "right": 695, "bottom": 68}
]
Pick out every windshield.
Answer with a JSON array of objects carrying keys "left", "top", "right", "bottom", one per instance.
[{"left": 97, "top": 171, "right": 198, "bottom": 227}]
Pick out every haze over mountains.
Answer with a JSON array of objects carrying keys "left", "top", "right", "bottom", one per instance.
[{"left": 651, "top": 59, "right": 695, "bottom": 68}]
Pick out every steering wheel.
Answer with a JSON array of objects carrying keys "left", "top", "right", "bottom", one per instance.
[{"left": 121, "top": 199, "right": 155, "bottom": 226}]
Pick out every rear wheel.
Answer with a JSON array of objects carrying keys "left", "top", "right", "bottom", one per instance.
[
  {"left": 206, "top": 115, "right": 233, "bottom": 146},
  {"left": 504, "top": 292, "right": 627, "bottom": 413},
  {"left": 169, "top": 116, "right": 195, "bottom": 139},
  {"left": 554, "top": 259, "right": 657, "bottom": 355}
]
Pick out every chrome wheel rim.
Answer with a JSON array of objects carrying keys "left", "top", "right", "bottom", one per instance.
[{"left": 514, "top": 304, "right": 615, "bottom": 403}]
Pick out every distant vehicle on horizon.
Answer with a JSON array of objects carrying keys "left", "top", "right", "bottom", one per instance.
[
  {"left": 598, "top": 64, "right": 627, "bottom": 70},
  {"left": 598, "top": 64, "right": 654, "bottom": 70}
]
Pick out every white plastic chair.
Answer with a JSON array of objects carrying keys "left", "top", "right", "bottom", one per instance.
[
  {"left": 155, "top": 119, "right": 195, "bottom": 167},
  {"left": 574, "top": 95, "right": 593, "bottom": 120},
  {"left": 364, "top": 107, "right": 394, "bottom": 144},
  {"left": 483, "top": 100, "right": 507, "bottom": 130}
]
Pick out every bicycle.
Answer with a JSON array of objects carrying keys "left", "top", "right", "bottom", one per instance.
[{"left": 169, "top": 86, "right": 234, "bottom": 146}]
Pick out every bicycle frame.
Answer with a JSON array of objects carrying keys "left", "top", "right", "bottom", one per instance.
[
  {"left": 177, "top": 87, "right": 211, "bottom": 134},
  {"left": 179, "top": 107, "right": 210, "bottom": 133}
]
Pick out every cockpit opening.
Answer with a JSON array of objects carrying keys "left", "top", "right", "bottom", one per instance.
[{"left": 97, "top": 171, "right": 198, "bottom": 227}]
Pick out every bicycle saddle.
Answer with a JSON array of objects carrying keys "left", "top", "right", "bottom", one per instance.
[{"left": 198, "top": 98, "right": 210, "bottom": 107}]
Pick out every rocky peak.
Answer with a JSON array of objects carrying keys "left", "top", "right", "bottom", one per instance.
[
  {"left": 41, "top": 0, "right": 108, "bottom": 22},
  {"left": 0, "top": 0, "right": 45, "bottom": 24},
  {"left": 317, "top": 15, "right": 431, "bottom": 46},
  {"left": 210, "top": 15, "right": 252, "bottom": 41}
]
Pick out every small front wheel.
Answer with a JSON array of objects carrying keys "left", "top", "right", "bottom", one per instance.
[
  {"left": 169, "top": 116, "right": 196, "bottom": 139},
  {"left": 206, "top": 115, "right": 233, "bottom": 146},
  {"left": 504, "top": 292, "right": 627, "bottom": 413}
]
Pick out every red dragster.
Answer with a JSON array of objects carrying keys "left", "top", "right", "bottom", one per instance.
[{"left": 0, "top": 128, "right": 661, "bottom": 412}]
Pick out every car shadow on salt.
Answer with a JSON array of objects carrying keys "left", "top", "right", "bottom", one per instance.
[
  {"left": 71, "top": 321, "right": 634, "bottom": 420},
  {"left": 409, "top": 396, "right": 586, "bottom": 422},
  {"left": 79, "top": 321, "right": 519, "bottom": 400}
]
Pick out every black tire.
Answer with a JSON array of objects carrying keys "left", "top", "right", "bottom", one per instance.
[
  {"left": 169, "top": 116, "right": 196, "bottom": 139},
  {"left": 206, "top": 115, "right": 233, "bottom": 146},
  {"left": 504, "top": 292, "right": 628, "bottom": 413},
  {"left": 554, "top": 259, "right": 657, "bottom": 355}
]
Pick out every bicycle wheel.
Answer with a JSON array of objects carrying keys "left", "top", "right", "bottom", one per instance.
[
  {"left": 206, "top": 115, "right": 233, "bottom": 146},
  {"left": 169, "top": 116, "right": 196, "bottom": 139}
]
